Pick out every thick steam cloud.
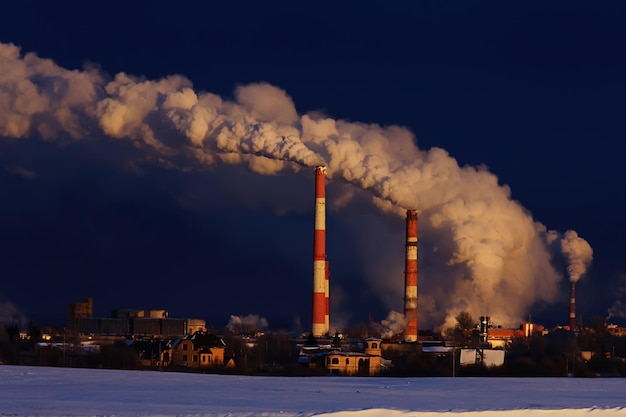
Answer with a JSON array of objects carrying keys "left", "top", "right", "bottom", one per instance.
[
  {"left": 560, "top": 230, "right": 593, "bottom": 283},
  {"left": 0, "top": 42, "right": 593, "bottom": 331},
  {"left": 380, "top": 310, "right": 408, "bottom": 339}
]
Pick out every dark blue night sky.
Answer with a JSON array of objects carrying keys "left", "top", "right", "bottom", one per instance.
[{"left": 1, "top": 1, "right": 625, "bottom": 331}]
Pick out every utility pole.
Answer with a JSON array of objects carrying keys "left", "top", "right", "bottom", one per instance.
[
  {"left": 62, "top": 327, "right": 66, "bottom": 367},
  {"left": 158, "top": 336, "right": 163, "bottom": 372},
  {"left": 452, "top": 345, "right": 456, "bottom": 377}
]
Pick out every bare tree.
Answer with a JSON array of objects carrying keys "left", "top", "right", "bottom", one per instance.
[{"left": 445, "top": 311, "right": 478, "bottom": 346}]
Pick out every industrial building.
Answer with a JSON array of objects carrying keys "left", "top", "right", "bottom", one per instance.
[
  {"left": 67, "top": 297, "right": 93, "bottom": 333},
  {"left": 67, "top": 301, "right": 206, "bottom": 339}
]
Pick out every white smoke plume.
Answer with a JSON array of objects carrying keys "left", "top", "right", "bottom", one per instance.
[
  {"left": 606, "top": 274, "right": 626, "bottom": 322},
  {"left": 559, "top": 230, "right": 593, "bottom": 283},
  {"left": 380, "top": 310, "right": 407, "bottom": 339},
  {"left": 226, "top": 314, "right": 269, "bottom": 334},
  {"left": 607, "top": 301, "right": 626, "bottom": 322},
  {"left": 0, "top": 42, "right": 594, "bottom": 331}
]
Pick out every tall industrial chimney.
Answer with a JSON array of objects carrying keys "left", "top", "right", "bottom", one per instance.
[
  {"left": 569, "top": 281, "right": 576, "bottom": 331},
  {"left": 404, "top": 210, "right": 418, "bottom": 342},
  {"left": 312, "top": 166, "right": 329, "bottom": 338}
]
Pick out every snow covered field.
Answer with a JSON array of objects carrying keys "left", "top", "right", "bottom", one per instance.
[{"left": 1, "top": 365, "right": 625, "bottom": 417}]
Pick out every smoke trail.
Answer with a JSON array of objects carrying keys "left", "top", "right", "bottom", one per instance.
[
  {"left": 607, "top": 301, "right": 626, "bottom": 322},
  {"left": 379, "top": 310, "right": 407, "bottom": 339},
  {"left": 559, "top": 230, "right": 593, "bottom": 283},
  {"left": 0, "top": 42, "right": 593, "bottom": 330},
  {"left": 605, "top": 273, "right": 626, "bottom": 322},
  {"left": 226, "top": 314, "right": 269, "bottom": 334}
]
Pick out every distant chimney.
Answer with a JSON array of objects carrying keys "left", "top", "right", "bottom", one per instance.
[
  {"left": 523, "top": 322, "right": 535, "bottom": 337},
  {"left": 569, "top": 281, "right": 576, "bottom": 331},
  {"left": 312, "top": 166, "right": 328, "bottom": 338},
  {"left": 479, "top": 316, "right": 489, "bottom": 344},
  {"left": 404, "top": 210, "right": 418, "bottom": 342}
]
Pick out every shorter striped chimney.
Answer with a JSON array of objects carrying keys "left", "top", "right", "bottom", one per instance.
[
  {"left": 312, "top": 166, "right": 328, "bottom": 338},
  {"left": 404, "top": 210, "right": 418, "bottom": 342},
  {"left": 569, "top": 281, "right": 576, "bottom": 331}
]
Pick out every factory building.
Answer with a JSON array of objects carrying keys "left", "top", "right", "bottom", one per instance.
[
  {"left": 479, "top": 318, "right": 540, "bottom": 349},
  {"left": 67, "top": 300, "right": 205, "bottom": 339},
  {"left": 67, "top": 297, "right": 93, "bottom": 333}
]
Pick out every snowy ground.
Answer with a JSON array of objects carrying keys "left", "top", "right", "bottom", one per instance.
[{"left": 1, "top": 365, "right": 625, "bottom": 417}]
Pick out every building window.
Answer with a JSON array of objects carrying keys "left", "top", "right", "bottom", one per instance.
[
  {"left": 193, "top": 355, "right": 198, "bottom": 362},
  {"left": 182, "top": 355, "right": 187, "bottom": 362},
  {"left": 183, "top": 344, "right": 188, "bottom": 350},
  {"left": 331, "top": 358, "right": 339, "bottom": 365},
  {"left": 346, "top": 358, "right": 349, "bottom": 365},
  {"left": 372, "top": 343, "right": 378, "bottom": 348}
]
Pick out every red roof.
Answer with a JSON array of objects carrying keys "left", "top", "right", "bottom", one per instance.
[{"left": 488, "top": 329, "right": 523, "bottom": 339}]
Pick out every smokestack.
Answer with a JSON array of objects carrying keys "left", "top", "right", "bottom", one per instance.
[
  {"left": 312, "top": 166, "right": 328, "bottom": 338},
  {"left": 404, "top": 210, "right": 418, "bottom": 341},
  {"left": 325, "top": 260, "right": 329, "bottom": 334},
  {"left": 479, "top": 316, "right": 489, "bottom": 344},
  {"left": 569, "top": 281, "right": 576, "bottom": 331}
]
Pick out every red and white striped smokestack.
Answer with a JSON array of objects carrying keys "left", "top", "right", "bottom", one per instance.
[
  {"left": 312, "top": 166, "right": 328, "bottom": 338},
  {"left": 404, "top": 209, "right": 418, "bottom": 342},
  {"left": 569, "top": 281, "right": 576, "bottom": 331}
]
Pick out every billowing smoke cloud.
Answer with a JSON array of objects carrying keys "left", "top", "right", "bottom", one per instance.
[
  {"left": 559, "top": 230, "right": 593, "bottom": 283},
  {"left": 226, "top": 314, "right": 269, "bottom": 334},
  {"left": 379, "top": 310, "right": 407, "bottom": 339},
  {"left": 0, "top": 43, "right": 594, "bottom": 331}
]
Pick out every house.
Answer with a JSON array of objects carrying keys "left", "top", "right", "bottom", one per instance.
[
  {"left": 299, "top": 337, "right": 386, "bottom": 376},
  {"left": 171, "top": 331, "right": 232, "bottom": 368},
  {"left": 325, "top": 351, "right": 382, "bottom": 376}
]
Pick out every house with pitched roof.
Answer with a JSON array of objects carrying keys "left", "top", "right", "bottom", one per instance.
[{"left": 171, "top": 331, "right": 233, "bottom": 368}]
